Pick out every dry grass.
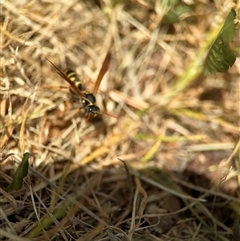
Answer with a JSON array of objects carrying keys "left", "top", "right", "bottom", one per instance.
[{"left": 1, "top": 0, "right": 240, "bottom": 240}]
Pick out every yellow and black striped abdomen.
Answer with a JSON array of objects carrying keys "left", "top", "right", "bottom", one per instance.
[{"left": 65, "top": 70, "right": 82, "bottom": 90}]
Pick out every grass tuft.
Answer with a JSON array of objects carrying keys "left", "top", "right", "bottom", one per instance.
[{"left": 1, "top": 1, "right": 239, "bottom": 240}]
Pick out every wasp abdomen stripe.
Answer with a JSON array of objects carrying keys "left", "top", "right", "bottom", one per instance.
[{"left": 65, "top": 70, "right": 82, "bottom": 90}]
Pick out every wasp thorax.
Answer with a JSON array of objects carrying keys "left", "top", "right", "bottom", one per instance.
[{"left": 84, "top": 92, "right": 96, "bottom": 104}]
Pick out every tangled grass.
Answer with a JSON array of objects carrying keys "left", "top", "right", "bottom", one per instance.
[{"left": 1, "top": 1, "right": 240, "bottom": 240}]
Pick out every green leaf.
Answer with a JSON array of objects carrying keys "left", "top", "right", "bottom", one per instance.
[
  {"left": 204, "top": 9, "right": 236, "bottom": 74},
  {"left": 162, "top": 9, "right": 179, "bottom": 24},
  {"left": 162, "top": 1, "right": 193, "bottom": 24},
  {"left": 5, "top": 152, "right": 30, "bottom": 192}
]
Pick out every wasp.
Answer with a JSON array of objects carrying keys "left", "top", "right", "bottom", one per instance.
[{"left": 46, "top": 52, "right": 115, "bottom": 120}]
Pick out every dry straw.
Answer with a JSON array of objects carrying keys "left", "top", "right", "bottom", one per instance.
[{"left": 1, "top": 0, "right": 239, "bottom": 240}]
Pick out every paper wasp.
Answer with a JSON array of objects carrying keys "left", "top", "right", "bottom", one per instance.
[{"left": 46, "top": 52, "right": 115, "bottom": 121}]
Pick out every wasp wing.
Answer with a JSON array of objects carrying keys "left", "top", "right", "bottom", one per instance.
[{"left": 93, "top": 52, "right": 111, "bottom": 95}]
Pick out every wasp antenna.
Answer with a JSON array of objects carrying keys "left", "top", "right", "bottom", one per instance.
[{"left": 101, "top": 111, "right": 118, "bottom": 119}]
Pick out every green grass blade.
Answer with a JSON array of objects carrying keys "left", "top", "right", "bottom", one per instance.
[
  {"left": 204, "top": 9, "right": 236, "bottom": 74},
  {"left": 5, "top": 152, "right": 30, "bottom": 192}
]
